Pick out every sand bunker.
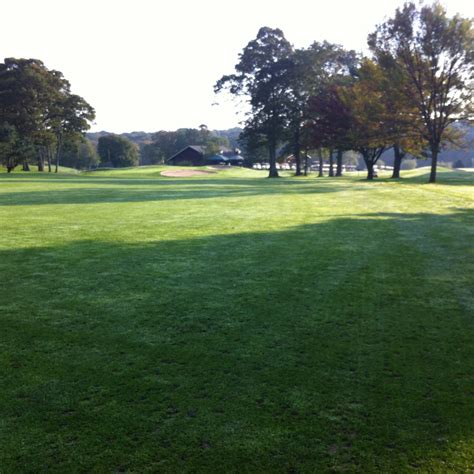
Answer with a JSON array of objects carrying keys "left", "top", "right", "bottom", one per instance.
[{"left": 161, "top": 169, "right": 214, "bottom": 177}]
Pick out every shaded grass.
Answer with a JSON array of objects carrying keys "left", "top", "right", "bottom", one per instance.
[{"left": 0, "top": 166, "right": 473, "bottom": 471}]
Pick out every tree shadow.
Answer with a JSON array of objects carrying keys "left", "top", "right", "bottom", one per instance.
[
  {"left": 1, "top": 209, "right": 473, "bottom": 471},
  {"left": 0, "top": 177, "right": 355, "bottom": 206},
  {"left": 377, "top": 169, "right": 474, "bottom": 186}
]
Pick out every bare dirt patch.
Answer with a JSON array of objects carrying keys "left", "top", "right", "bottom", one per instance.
[{"left": 161, "top": 169, "right": 214, "bottom": 177}]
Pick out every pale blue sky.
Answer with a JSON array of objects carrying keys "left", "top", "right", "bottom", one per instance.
[{"left": 2, "top": 0, "right": 472, "bottom": 132}]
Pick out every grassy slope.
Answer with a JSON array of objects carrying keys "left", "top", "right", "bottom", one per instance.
[{"left": 0, "top": 166, "right": 473, "bottom": 472}]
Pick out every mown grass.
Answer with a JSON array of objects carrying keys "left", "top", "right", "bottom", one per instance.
[{"left": 0, "top": 166, "right": 473, "bottom": 472}]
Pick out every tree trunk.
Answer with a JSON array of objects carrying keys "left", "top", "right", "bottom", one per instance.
[
  {"left": 55, "top": 138, "right": 62, "bottom": 173},
  {"left": 268, "top": 140, "right": 279, "bottom": 178},
  {"left": 328, "top": 150, "right": 334, "bottom": 177},
  {"left": 318, "top": 149, "right": 324, "bottom": 177},
  {"left": 47, "top": 148, "right": 52, "bottom": 173},
  {"left": 335, "top": 149, "right": 343, "bottom": 177},
  {"left": 38, "top": 151, "right": 45, "bottom": 172},
  {"left": 392, "top": 144, "right": 402, "bottom": 179},
  {"left": 303, "top": 154, "right": 309, "bottom": 176},
  {"left": 429, "top": 147, "right": 438, "bottom": 183},
  {"left": 294, "top": 129, "right": 302, "bottom": 176},
  {"left": 22, "top": 160, "right": 30, "bottom": 171},
  {"left": 366, "top": 159, "right": 374, "bottom": 180},
  {"left": 294, "top": 149, "right": 302, "bottom": 176}
]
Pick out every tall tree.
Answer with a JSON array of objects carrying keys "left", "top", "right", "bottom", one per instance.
[
  {"left": 286, "top": 42, "right": 358, "bottom": 176},
  {"left": 49, "top": 92, "right": 95, "bottom": 172},
  {"left": 369, "top": 51, "right": 424, "bottom": 179},
  {"left": 215, "top": 27, "right": 293, "bottom": 178},
  {"left": 0, "top": 58, "right": 95, "bottom": 172},
  {"left": 340, "top": 61, "right": 396, "bottom": 179},
  {"left": 0, "top": 122, "right": 18, "bottom": 172},
  {"left": 0, "top": 58, "right": 50, "bottom": 171},
  {"left": 307, "top": 84, "right": 352, "bottom": 174},
  {"left": 368, "top": 2, "right": 474, "bottom": 183}
]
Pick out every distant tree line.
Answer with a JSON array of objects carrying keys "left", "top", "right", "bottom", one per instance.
[
  {"left": 216, "top": 2, "right": 473, "bottom": 182},
  {"left": 84, "top": 126, "right": 238, "bottom": 168},
  {"left": 140, "top": 125, "right": 231, "bottom": 165},
  {"left": 0, "top": 58, "right": 95, "bottom": 172}
]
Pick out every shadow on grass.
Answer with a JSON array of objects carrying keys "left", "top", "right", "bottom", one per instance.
[
  {"left": 0, "top": 177, "right": 355, "bottom": 206},
  {"left": 1, "top": 209, "right": 473, "bottom": 471},
  {"left": 377, "top": 169, "right": 474, "bottom": 186}
]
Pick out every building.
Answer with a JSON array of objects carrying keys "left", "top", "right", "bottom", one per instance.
[
  {"left": 167, "top": 146, "right": 206, "bottom": 166},
  {"left": 167, "top": 146, "right": 245, "bottom": 166}
]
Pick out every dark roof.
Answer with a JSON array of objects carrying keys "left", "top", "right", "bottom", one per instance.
[
  {"left": 188, "top": 145, "right": 206, "bottom": 154},
  {"left": 167, "top": 145, "right": 205, "bottom": 162},
  {"left": 207, "top": 154, "right": 228, "bottom": 162}
]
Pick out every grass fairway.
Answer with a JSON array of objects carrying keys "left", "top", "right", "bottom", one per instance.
[{"left": 0, "top": 166, "right": 473, "bottom": 472}]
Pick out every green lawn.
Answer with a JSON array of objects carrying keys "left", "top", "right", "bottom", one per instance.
[{"left": 0, "top": 166, "right": 473, "bottom": 472}]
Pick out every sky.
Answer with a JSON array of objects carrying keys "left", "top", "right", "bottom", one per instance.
[{"left": 2, "top": 0, "right": 473, "bottom": 133}]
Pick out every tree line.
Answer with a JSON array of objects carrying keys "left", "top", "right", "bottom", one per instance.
[
  {"left": 0, "top": 58, "right": 95, "bottom": 172},
  {"left": 86, "top": 126, "right": 234, "bottom": 169},
  {"left": 140, "top": 125, "right": 232, "bottom": 165},
  {"left": 216, "top": 2, "right": 473, "bottom": 182},
  {"left": 1, "top": 2, "right": 471, "bottom": 180}
]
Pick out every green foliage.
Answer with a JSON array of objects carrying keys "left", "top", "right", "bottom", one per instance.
[
  {"left": 287, "top": 42, "right": 358, "bottom": 174},
  {"left": 238, "top": 127, "right": 268, "bottom": 165},
  {"left": 61, "top": 138, "right": 100, "bottom": 170},
  {"left": 213, "top": 128, "right": 242, "bottom": 150},
  {"left": 368, "top": 2, "right": 473, "bottom": 182},
  {"left": 140, "top": 142, "right": 164, "bottom": 165},
  {"left": 0, "top": 58, "right": 95, "bottom": 172},
  {"left": 0, "top": 122, "right": 18, "bottom": 171},
  {"left": 140, "top": 127, "right": 231, "bottom": 165},
  {"left": 216, "top": 27, "right": 294, "bottom": 177},
  {"left": 97, "top": 135, "right": 139, "bottom": 168},
  {"left": 309, "top": 60, "right": 394, "bottom": 179}
]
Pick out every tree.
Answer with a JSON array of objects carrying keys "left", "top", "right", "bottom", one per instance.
[
  {"left": 368, "top": 2, "right": 474, "bottom": 183},
  {"left": 49, "top": 92, "right": 95, "bottom": 172},
  {"left": 216, "top": 27, "right": 293, "bottom": 178},
  {"left": 97, "top": 135, "right": 139, "bottom": 168},
  {"left": 0, "top": 58, "right": 51, "bottom": 171},
  {"left": 142, "top": 127, "right": 230, "bottom": 165},
  {"left": 286, "top": 42, "right": 358, "bottom": 176},
  {"left": 306, "top": 83, "right": 353, "bottom": 175},
  {"left": 141, "top": 142, "right": 164, "bottom": 165},
  {"left": 0, "top": 58, "right": 95, "bottom": 173},
  {"left": 238, "top": 127, "right": 268, "bottom": 166},
  {"left": 369, "top": 55, "right": 423, "bottom": 179},
  {"left": 0, "top": 122, "right": 18, "bottom": 172},
  {"left": 342, "top": 61, "right": 396, "bottom": 179},
  {"left": 61, "top": 138, "right": 100, "bottom": 170}
]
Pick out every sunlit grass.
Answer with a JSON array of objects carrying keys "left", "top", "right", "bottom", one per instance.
[{"left": 0, "top": 166, "right": 473, "bottom": 471}]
